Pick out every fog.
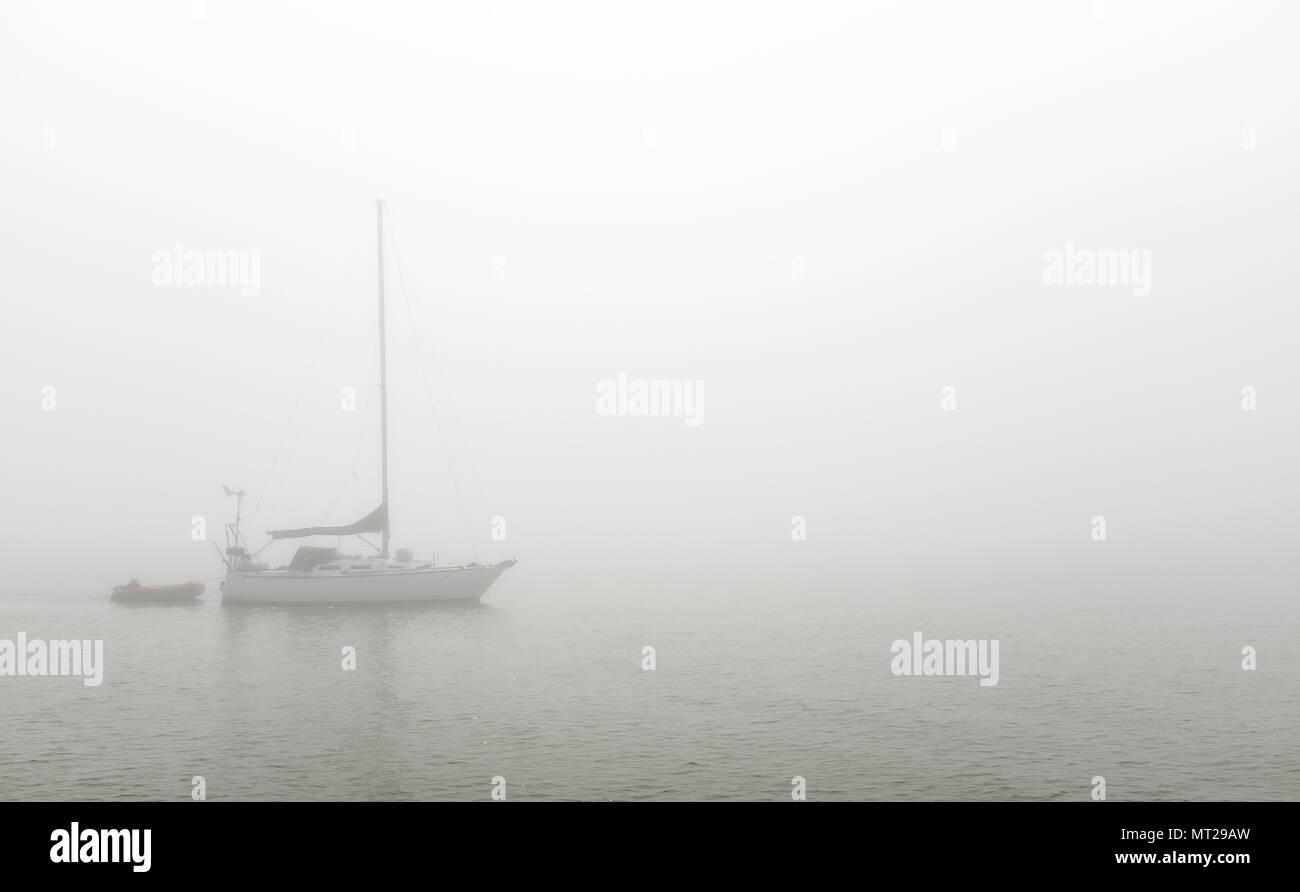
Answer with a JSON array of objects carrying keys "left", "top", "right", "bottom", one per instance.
[{"left": 3, "top": 0, "right": 1297, "bottom": 603}]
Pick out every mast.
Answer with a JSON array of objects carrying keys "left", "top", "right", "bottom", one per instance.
[{"left": 377, "top": 198, "right": 391, "bottom": 558}]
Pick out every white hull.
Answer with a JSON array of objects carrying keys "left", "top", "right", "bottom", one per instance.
[{"left": 222, "top": 561, "right": 513, "bottom": 605}]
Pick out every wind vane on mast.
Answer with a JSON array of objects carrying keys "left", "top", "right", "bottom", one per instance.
[{"left": 221, "top": 484, "right": 247, "bottom": 568}]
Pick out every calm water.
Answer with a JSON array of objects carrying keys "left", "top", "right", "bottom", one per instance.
[{"left": 2, "top": 571, "right": 1297, "bottom": 801}]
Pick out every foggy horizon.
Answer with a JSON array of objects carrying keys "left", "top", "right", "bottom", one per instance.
[{"left": 6, "top": 2, "right": 1296, "bottom": 599}]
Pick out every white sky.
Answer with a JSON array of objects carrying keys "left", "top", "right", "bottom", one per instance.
[{"left": 1, "top": 0, "right": 1296, "bottom": 597}]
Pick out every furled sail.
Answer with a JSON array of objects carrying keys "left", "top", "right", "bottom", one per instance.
[{"left": 268, "top": 503, "right": 388, "bottom": 540}]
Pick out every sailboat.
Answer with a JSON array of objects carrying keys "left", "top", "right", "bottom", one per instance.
[{"left": 220, "top": 200, "right": 515, "bottom": 604}]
